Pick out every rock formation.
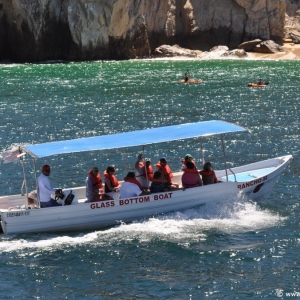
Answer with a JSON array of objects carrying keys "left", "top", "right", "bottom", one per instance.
[
  {"left": 285, "top": 0, "right": 300, "bottom": 38},
  {"left": 238, "top": 39, "right": 284, "bottom": 53},
  {"left": 0, "top": 0, "right": 297, "bottom": 62},
  {"left": 253, "top": 40, "right": 284, "bottom": 53},
  {"left": 289, "top": 32, "right": 300, "bottom": 43},
  {"left": 238, "top": 39, "right": 262, "bottom": 51},
  {"left": 153, "top": 45, "right": 200, "bottom": 58}
]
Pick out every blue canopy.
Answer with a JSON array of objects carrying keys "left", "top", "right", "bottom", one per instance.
[{"left": 22, "top": 120, "right": 247, "bottom": 159}]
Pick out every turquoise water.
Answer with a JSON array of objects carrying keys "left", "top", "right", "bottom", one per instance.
[{"left": 0, "top": 59, "right": 300, "bottom": 299}]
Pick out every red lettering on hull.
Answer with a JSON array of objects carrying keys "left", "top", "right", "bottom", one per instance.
[
  {"left": 90, "top": 201, "right": 115, "bottom": 209},
  {"left": 237, "top": 176, "right": 268, "bottom": 190},
  {"left": 154, "top": 192, "right": 173, "bottom": 200},
  {"left": 119, "top": 196, "right": 150, "bottom": 206}
]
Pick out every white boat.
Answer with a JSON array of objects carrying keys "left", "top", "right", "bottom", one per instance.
[{"left": 0, "top": 120, "right": 293, "bottom": 235}]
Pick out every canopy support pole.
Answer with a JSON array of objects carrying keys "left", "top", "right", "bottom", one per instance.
[
  {"left": 142, "top": 145, "right": 149, "bottom": 190},
  {"left": 200, "top": 138, "right": 205, "bottom": 167},
  {"left": 32, "top": 158, "right": 40, "bottom": 208},
  {"left": 220, "top": 134, "right": 229, "bottom": 182},
  {"left": 20, "top": 155, "right": 28, "bottom": 202}
]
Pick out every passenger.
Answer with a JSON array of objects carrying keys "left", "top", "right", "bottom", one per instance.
[
  {"left": 27, "top": 190, "right": 37, "bottom": 207},
  {"left": 257, "top": 78, "right": 264, "bottom": 85},
  {"left": 104, "top": 165, "right": 120, "bottom": 197},
  {"left": 155, "top": 158, "right": 173, "bottom": 182},
  {"left": 199, "top": 162, "right": 218, "bottom": 185},
  {"left": 150, "top": 170, "right": 170, "bottom": 193},
  {"left": 37, "top": 164, "right": 62, "bottom": 208},
  {"left": 85, "top": 166, "right": 110, "bottom": 202},
  {"left": 120, "top": 172, "right": 150, "bottom": 198},
  {"left": 155, "top": 158, "right": 180, "bottom": 189},
  {"left": 182, "top": 161, "right": 203, "bottom": 190},
  {"left": 135, "top": 154, "right": 154, "bottom": 189},
  {"left": 181, "top": 153, "right": 197, "bottom": 170}
]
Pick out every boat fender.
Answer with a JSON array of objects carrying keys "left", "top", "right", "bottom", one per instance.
[{"left": 64, "top": 190, "right": 75, "bottom": 205}]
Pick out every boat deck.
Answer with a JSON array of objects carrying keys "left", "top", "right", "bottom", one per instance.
[{"left": 222, "top": 167, "right": 276, "bottom": 182}]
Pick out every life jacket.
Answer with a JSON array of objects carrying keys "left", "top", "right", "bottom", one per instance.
[
  {"left": 137, "top": 162, "right": 154, "bottom": 181},
  {"left": 155, "top": 163, "right": 173, "bottom": 181},
  {"left": 123, "top": 176, "right": 143, "bottom": 190},
  {"left": 181, "top": 159, "right": 197, "bottom": 169},
  {"left": 182, "top": 168, "right": 198, "bottom": 174},
  {"left": 199, "top": 170, "right": 218, "bottom": 185},
  {"left": 182, "top": 172, "right": 201, "bottom": 188},
  {"left": 88, "top": 170, "right": 103, "bottom": 189},
  {"left": 104, "top": 170, "right": 119, "bottom": 192}
]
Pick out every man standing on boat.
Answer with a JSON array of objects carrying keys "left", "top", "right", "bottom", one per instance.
[
  {"left": 135, "top": 154, "right": 154, "bottom": 189},
  {"left": 37, "top": 165, "right": 62, "bottom": 208}
]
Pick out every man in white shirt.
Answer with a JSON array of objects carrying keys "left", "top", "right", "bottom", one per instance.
[
  {"left": 37, "top": 165, "right": 62, "bottom": 208},
  {"left": 120, "top": 172, "right": 150, "bottom": 198}
]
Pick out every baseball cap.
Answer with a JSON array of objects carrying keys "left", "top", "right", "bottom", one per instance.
[{"left": 42, "top": 164, "right": 50, "bottom": 171}]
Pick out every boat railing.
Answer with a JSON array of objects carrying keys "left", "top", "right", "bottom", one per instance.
[{"left": 227, "top": 167, "right": 237, "bottom": 182}]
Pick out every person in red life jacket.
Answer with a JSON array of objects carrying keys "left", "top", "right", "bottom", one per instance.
[
  {"left": 135, "top": 154, "right": 154, "bottom": 189},
  {"left": 181, "top": 153, "right": 197, "bottom": 170},
  {"left": 155, "top": 157, "right": 179, "bottom": 189},
  {"left": 120, "top": 172, "right": 151, "bottom": 198},
  {"left": 199, "top": 162, "right": 218, "bottom": 185},
  {"left": 182, "top": 161, "right": 203, "bottom": 190},
  {"left": 104, "top": 165, "right": 120, "bottom": 197},
  {"left": 85, "top": 166, "right": 105, "bottom": 202}
]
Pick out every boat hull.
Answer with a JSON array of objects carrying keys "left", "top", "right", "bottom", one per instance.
[
  {"left": 248, "top": 83, "right": 267, "bottom": 87},
  {"left": 179, "top": 79, "right": 202, "bottom": 83},
  {"left": 0, "top": 155, "right": 292, "bottom": 235}
]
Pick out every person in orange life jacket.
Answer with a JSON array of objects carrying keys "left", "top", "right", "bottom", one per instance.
[
  {"left": 120, "top": 172, "right": 151, "bottom": 198},
  {"left": 182, "top": 161, "right": 203, "bottom": 190},
  {"left": 181, "top": 153, "right": 197, "bottom": 170},
  {"left": 104, "top": 165, "right": 120, "bottom": 196},
  {"left": 135, "top": 154, "right": 154, "bottom": 189},
  {"left": 199, "top": 162, "right": 218, "bottom": 185},
  {"left": 85, "top": 166, "right": 109, "bottom": 202},
  {"left": 155, "top": 157, "right": 179, "bottom": 189}
]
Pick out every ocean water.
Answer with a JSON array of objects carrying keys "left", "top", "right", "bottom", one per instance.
[{"left": 0, "top": 59, "right": 300, "bottom": 299}]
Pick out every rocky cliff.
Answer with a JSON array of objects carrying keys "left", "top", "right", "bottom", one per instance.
[{"left": 0, "top": 0, "right": 298, "bottom": 62}]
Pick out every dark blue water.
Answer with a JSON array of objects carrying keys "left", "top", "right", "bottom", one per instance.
[{"left": 0, "top": 59, "right": 299, "bottom": 299}]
